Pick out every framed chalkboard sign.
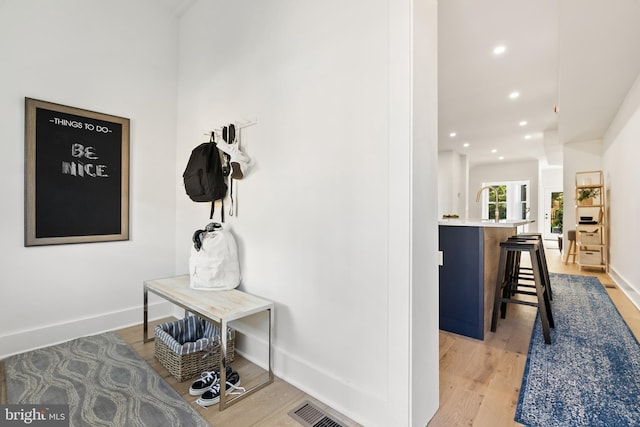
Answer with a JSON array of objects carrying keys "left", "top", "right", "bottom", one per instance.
[{"left": 24, "top": 98, "right": 130, "bottom": 246}]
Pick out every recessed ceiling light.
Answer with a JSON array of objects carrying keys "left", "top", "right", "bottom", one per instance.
[
  {"left": 499, "top": 156, "right": 504, "bottom": 160},
  {"left": 449, "top": 132, "right": 457, "bottom": 137},
  {"left": 509, "top": 91, "right": 520, "bottom": 99},
  {"left": 493, "top": 45, "right": 506, "bottom": 55},
  {"left": 491, "top": 149, "right": 497, "bottom": 153},
  {"left": 519, "top": 121, "right": 527, "bottom": 126},
  {"left": 524, "top": 134, "right": 532, "bottom": 140},
  {"left": 463, "top": 142, "right": 470, "bottom": 148}
]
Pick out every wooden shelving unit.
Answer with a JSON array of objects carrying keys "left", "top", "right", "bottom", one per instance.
[{"left": 575, "top": 170, "right": 607, "bottom": 271}]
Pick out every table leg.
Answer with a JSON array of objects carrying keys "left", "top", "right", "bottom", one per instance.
[
  {"left": 219, "top": 319, "right": 228, "bottom": 409},
  {"left": 218, "top": 308, "right": 274, "bottom": 410},
  {"left": 143, "top": 287, "right": 154, "bottom": 343},
  {"left": 268, "top": 307, "right": 274, "bottom": 382}
]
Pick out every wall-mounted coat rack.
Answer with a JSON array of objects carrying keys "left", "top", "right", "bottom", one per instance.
[
  {"left": 204, "top": 119, "right": 258, "bottom": 140},
  {"left": 203, "top": 119, "right": 257, "bottom": 219}
]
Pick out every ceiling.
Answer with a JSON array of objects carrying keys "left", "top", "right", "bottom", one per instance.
[
  {"left": 158, "top": 1, "right": 640, "bottom": 168},
  {"left": 439, "top": 0, "right": 640, "bottom": 167}
]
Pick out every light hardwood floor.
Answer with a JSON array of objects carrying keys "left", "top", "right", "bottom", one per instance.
[
  {"left": 117, "top": 321, "right": 361, "bottom": 427},
  {"left": 2, "top": 244, "right": 639, "bottom": 426},
  {"left": 428, "top": 243, "right": 640, "bottom": 427}
]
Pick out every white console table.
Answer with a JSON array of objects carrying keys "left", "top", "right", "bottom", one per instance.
[{"left": 143, "top": 275, "right": 274, "bottom": 410}]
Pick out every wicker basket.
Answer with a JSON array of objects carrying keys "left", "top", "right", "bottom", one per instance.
[{"left": 154, "top": 316, "right": 235, "bottom": 382}]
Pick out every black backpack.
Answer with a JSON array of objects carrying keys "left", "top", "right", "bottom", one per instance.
[{"left": 183, "top": 133, "right": 227, "bottom": 220}]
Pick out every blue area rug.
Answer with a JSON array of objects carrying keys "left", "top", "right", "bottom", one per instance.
[
  {"left": 5, "top": 331, "right": 209, "bottom": 427},
  {"left": 515, "top": 273, "right": 640, "bottom": 426}
]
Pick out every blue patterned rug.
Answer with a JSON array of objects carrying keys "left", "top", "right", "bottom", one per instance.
[
  {"left": 516, "top": 273, "right": 640, "bottom": 426},
  {"left": 4, "top": 331, "right": 209, "bottom": 427}
]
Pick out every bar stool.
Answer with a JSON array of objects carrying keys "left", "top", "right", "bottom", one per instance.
[
  {"left": 499, "top": 236, "right": 550, "bottom": 306},
  {"left": 564, "top": 230, "right": 577, "bottom": 265},
  {"left": 511, "top": 233, "right": 552, "bottom": 300},
  {"left": 491, "top": 238, "right": 554, "bottom": 344}
]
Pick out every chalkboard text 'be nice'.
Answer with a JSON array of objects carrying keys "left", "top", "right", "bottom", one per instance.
[{"left": 62, "top": 143, "right": 109, "bottom": 178}]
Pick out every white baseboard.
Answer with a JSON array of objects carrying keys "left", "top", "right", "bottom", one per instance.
[
  {"left": 609, "top": 265, "right": 640, "bottom": 311},
  {"left": 0, "top": 300, "right": 173, "bottom": 359},
  {"left": 232, "top": 325, "right": 384, "bottom": 427}
]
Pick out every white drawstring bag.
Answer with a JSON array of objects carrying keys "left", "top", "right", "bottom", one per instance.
[{"left": 189, "top": 224, "right": 241, "bottom": 291}]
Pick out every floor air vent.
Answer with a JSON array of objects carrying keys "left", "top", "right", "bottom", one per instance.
[{"left": 289, "top": 401, "right": 346, "bottom": 427}]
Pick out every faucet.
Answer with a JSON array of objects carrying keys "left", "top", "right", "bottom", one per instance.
[{"left": 476, "top": 185, "right": 500, "bottom": 222}]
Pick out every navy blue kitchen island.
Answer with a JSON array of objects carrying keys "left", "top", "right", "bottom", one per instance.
[{"left": 438, "top": 219, "right": 532, "bottom": 340}]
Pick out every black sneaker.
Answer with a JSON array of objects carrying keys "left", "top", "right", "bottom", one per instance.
[
  {"left": 189, "top": 366, "right": 232, "bottom": 396},
  {"left": 195, "top": 371, "right": 245, "bottom": 407}
]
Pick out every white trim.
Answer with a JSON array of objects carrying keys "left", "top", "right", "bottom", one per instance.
[
  {"left": 387, "top": 0, "right": 413, "bottom": 425},
  {"left": 0, "top": 300, "right": 174, "bottom": 359},
  {"left": 609, "top": 266, "right": 640, "bottom": 311}
]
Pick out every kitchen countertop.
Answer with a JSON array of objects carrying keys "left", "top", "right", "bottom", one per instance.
[{"left": 438, "top": 219, "right": 534, "bottom": 228}]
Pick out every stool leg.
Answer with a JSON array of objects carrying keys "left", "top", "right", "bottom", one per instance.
[
  {"left": 536, "top": 239, "right": 552, "bottom": 300},
  {"left": 491, "top": 247, "right": 508, "bottom": 332},
  {"left": 530, "top": 248, "right": 553, "bottom": 344},
  {"left": 511, "top": 251, "right": 522, "bottom": 293},
  {"left": 501, "top": 250, "right": 516, "bottom": 318},
  {"left": 500, "top": 272, "right": 510, "bottom": 319},
  {"left": 564, "top": 240, "right": 575, "bottom": 265},
  {"left": 503, "top": 249, "right": 523, "bottom": 318}
]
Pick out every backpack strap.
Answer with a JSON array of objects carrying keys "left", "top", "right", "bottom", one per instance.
[
  {"left": 209, "top": 199, "right": 225, "bottom": 222},
  {"left": 228, "top": 177, "right": 234, "bottom": 217},
  {"left": 208, "top": 131, "right": 225, "bottom": 222},
  {"left": 226, "top": 124, "right": 236, "bottom": 217}
]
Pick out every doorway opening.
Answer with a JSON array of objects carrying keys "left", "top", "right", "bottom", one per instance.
[
  {"left": 550, "top": 192, "right": 563, "bottom": 234},
  {"left": 543, "top": 187, "right": 564, "bottom": 242}
]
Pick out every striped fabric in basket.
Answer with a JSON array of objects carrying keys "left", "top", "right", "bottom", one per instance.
[{"left": 154, "top": 316, "right": 219, "bottom": 355}]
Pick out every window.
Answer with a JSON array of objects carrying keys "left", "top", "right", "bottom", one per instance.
[
  {"left": 519, "top": 184, "right": 529, "bottom": 220},
  {"left": 480, "top": 180, "right": 530, "bottom": 220},
  {"left": 486, "top": 185, "right": 507, "bottom": 220}
]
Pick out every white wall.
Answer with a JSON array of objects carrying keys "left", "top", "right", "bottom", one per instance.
[
  {"left": 468, "top": 160, "right": 539, "bottom": 231},
  {"left": 540, "top": 167, "right": 563, "bottom": 188},
  {"left": 0, "top": 0, "right": 179, "bottom": 356},
  {"left": 411, "top": 0, "right": 440, "bottom": 423},
  {"left": 438, "top": 150, "right": 467, "bottom": 218},
  {"left": 602, "top": 72, "right": 640, "bottom": 304},
  {"left": 562, "top": 139, "right": 602, "bottom": 248},
  {"left": 174, "top": 1, "right": 438, "bottom": 425}
]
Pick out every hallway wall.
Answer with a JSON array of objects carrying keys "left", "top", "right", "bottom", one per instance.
[
  {"left": 172, "top": 1, "right": 439, "bottom": 425},
  {"left": 603, "top": 71, "right": 640, "bottom": 305},
  {"left": 0, "top": 0, "right": 179, "bottom": 356}
]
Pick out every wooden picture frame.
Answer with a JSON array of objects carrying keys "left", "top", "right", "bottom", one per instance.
[{"left": 24, "top": 98, "right": 130, "bottom": 246}]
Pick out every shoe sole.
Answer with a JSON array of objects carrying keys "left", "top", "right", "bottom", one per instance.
[
  {"left": 189, "top": 386, "right": 211, "bottom": 396},
  {"left": 195, "top": 379, "right": 242, "bottom": 407}
]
